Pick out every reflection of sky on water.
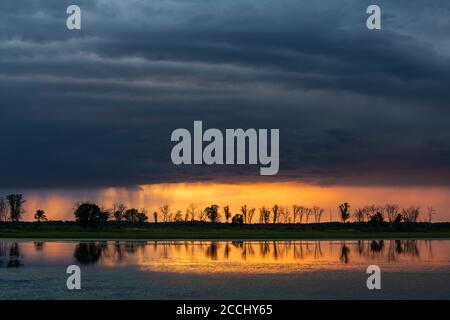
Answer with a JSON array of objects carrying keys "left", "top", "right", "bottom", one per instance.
[{"left": 1, "top": 240, "right": 450, "bottom": 274}]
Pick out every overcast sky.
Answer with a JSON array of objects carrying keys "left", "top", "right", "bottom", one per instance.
[{"left": 1, "top": 0, "right": 450, "bottom": 189}]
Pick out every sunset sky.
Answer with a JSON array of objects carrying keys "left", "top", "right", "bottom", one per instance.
[{"left": 1, "top": 1, "right": 450, "bottom": 220}]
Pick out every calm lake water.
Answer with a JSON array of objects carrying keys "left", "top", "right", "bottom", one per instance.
[{"left": 1, "top": 240, "right": 450, "bottom": 299}]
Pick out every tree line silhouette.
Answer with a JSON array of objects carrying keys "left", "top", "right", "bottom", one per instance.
[{"left": 0, "top": 193, "right": 440, "bottom": 228}]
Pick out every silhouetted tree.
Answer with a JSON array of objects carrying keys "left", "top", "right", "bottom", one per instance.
[
  {"left": 137, "top": 209, "right": 148, "bottom": 224},
  {"left": 393, "top": 214, "right": 403, "bottom": 230},
  {"left": 7, "top": 194, "right": 25, "bottom": 222},
  {"left": 427, "top": 206, "right": 436, "bottom": 223},
  {"left": 363, "top": 205, "right": 377, "bottom": 221},
  {"left": 353, "top": 208, "right": 365, "bottom": 222},
  {"left": 339, "top": 202, "right": 350, "bottom": 223},
  {"left": 124, "top": 208, "right": 139, "bottom": 223},
  {"left": 174, "top": 210, "right": 183, "bottom": 222},
  {"left": 0, "top": 198, "right": 8, "bottom": 222},
  {"left": 272, "top": 205, "right": 279, "bottom": 224},
  {"left": 99, "top": 207, "right": 110, "bottom": 224},
  {"left": 198, "top": 210, "right": 207, "bottom": 222},
  {"left": 205, "top": 205, "right": 220, "bottom": 223},
  {"left": 186, "top": 203, "right": 197, "bottom": 221},
  {"left": 259, "top": 206, "right": 270, "bottom": 224},
  {"left": 223, "top": 205, "right": 231, "bottom": 223},
  {"left": 247, "top": 207, "right": 256, "bottom": 224},
  {"left": 232, "top": 214, "right": 244, "bottom": 225},
  {"left": 313, "top": 206, "right": 324, "bottom": 223},
  {"left": 304, "top": 207, "right": 312, "bottom": 223},
  {"left": 292, "top": 205, "right": 299, "bottom": 223},
  {"left": 113, "top": 202, "right": 127, "bottom": 222},
  {"left": 292, "top": 205, "right": 303, "bottom": 223},
  {"left": 369, "top": 212, "right": 384, "bottom": 227},
  {"left": 153, "top": 211, "right": 158, "bottom": 223},
  {"left": 34, "top": 209, "right": 47, "bottom": 222},
  {"left": 74, "top": 202, "right": 103, "bottom": 228},
  {"left": 298, "top": 206, "right": 306, "bottom": 223},
  {"left": 402, "top": 206, "right": 421, "bottom": 223},
  {"left": 279, "top": 206, "right": 289, "bottom": 223},
  {"left": 385, "top": 204, "right": 400, "bottom": 222},
  {"left": 241, "top": 205, "right": 248, "bottom": 224},
  {"left": 160, "top": 204, "right": 170, "bottom": 222}
]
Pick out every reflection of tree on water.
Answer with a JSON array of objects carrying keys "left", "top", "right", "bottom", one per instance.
[
  {"left": 0, "top": 242, "right": 23, "bottom": 268},
  {"left": 314, "top": 241, "right": 323, "bottom": 259},
  {"left": 111, "top": 241, "right": 147, "bottom": 263},
  {"left": 340, "top": 242, "right": 350, "bottom": 264},
  {"left": 260, "top": 242, "right": 271, "bottom": 258},
  {"left": 34, "top": 242, "right": 45, "bottom": 251},
  {"left": 73, "top": 242, "right": 108, "bottom": 265},
  {"left": 370, "top": 240, "right": 384, "bottom": 253},
  {"left": 224, "top": 241, "right": 230, "bottom": 259},
  {"left": 70, "top": 239, "right": 429, "bottom": 266},
  {"left": 232, "top": 241, "right": 243, "bottom": 249},
  {"left": 387, "top": 240, "right": 420, "bottom": 262},
  {"left": 205, "top": 242, "right": 218, "bottom": 260}
]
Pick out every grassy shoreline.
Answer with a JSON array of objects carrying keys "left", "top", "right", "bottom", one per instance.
[{"left": 2, "top": 223, "right": 450, "bottom": 240}]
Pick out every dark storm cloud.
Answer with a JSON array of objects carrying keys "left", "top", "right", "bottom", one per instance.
[{"left": 1, "top": 0, "right": 450, "bottom": 188}]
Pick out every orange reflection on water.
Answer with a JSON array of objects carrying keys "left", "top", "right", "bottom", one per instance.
[{"left": 3, "top": 240, "right": 449, "bottom": 274}]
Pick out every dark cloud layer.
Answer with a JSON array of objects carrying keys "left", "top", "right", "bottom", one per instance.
[{"left": 1, "top": 0, "right": 450, "bottom": 188}]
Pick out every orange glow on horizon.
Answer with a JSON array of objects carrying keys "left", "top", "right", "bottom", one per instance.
[{"left": 21, "top": 182, "right": 450, "bottom": 222}]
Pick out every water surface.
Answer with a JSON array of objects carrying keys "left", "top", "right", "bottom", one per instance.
[{"left": 1, "top": 240, "right": 449, "bottom": 299}]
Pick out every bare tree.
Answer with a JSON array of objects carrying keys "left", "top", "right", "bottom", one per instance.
[
  {"left": 187, "top": 203, "right": 197, "bottom": 221},
  {"left": 174, "top": 210, "right": 183, "bottom": 222},
  {"left": 313, "top": 206, "right": 324, "bottom": 223},
  {"left": 280, "top": 206, "right": 291, "bottom": 223},
  {"left": 7, "top": 194, "right": 25, "bottom": 222},
  {"left": 304, "top": 207, "right": 313, "bottom": 223},
  {"left": 402, "top": 206, "right": 421, "bottom": 223},
  {"left": 198, "top": 210, "right": 207, "bottom": 222},
  {"left": 247, "top": 207, "right": 256, "bottom": 224},
  {"left": 160, "top": 204, "right": 170, "bottom": 222},
  {"left": 278, "top": 206, "right": 287, "bottom": 223},
  {"left": 292, "top": 205, "right": 300, "bottom": 223},
  {"left": 241, "top": 205, "right": 248, "bottom": 224},
  {"left": 377, "top": 205, "right": 386, "bottom": 221},
  {"left": 259, "top": 206, "right": 270, "bottom": 224},
  {"left": 353, "top": 208, "right": 365, "bottom": 222},
  {"left": 363, "top": 205, "right": 377, "bottom": 221},
  {"left": 298, "top": 206, "right": 306, "bottom": 223},
  {"left": 0, "top": 198, "right": 8, "bottom": 222},
  {"left": 385, "top": 204, "right": 401, "bottom": 222},
  {"left": 272, "top": 205, "right": 280, "bottom": 224},
  {"left": 427, "top": 206, "right": 436, "bottom": 223}
]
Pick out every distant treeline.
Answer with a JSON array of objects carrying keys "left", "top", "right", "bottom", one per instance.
[{"left": 0, "top": 194, "right": 440, "bottom": 228}]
